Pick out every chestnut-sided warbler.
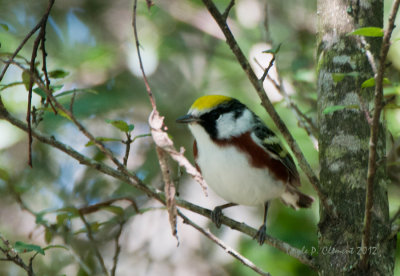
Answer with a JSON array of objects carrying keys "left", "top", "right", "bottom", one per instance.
[{"left": 176, "top": 95, "right": 314, "bottom": 245}]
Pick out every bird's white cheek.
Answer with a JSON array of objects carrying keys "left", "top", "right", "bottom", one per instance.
[{"left": 216, "top": 109, "right": 253, "bottom": 139}]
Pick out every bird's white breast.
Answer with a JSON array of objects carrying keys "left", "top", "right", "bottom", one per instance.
[{"left": 188, "top": 124, "right": 285, "bottom": 206}]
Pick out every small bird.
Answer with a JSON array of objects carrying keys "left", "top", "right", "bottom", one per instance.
[{"left": 176, "top": 95, "right": 314, "bottom": 245}]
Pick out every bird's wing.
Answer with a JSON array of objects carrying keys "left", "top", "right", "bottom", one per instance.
[{"left": 253, "top": 119, "right": 301, "bottom": 187}]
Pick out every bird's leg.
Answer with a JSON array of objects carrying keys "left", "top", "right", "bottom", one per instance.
[
  {"left": 211, "top": 202, "right": 237, "bottom": 228},
  {"left": 253, "top": 201, "right": 269, "bottom": 245}
]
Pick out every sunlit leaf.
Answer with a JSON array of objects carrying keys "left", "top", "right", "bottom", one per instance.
[
  {"left": 323, "top": 105, "right": 359, "bottom": 114},
  {"left": 51, "top": 84, "right": 64, "bottom": 91},
  {"left": 100, "top": 205, "right": 124, "bottom": 215},
  {"left": 332, "top": 73, "right": 345, "bottom": 83},
  {"left": 0, "top": 167, "right": 9, "bottom": 181},
  {"left": 384, "top": 86, "right": 400, "bottom": 96},
  {"left": 0, "top": 81, "right": 23, "bottom": 91},
  {"left": 21, "top": 71, "right": 31, "bottom": 90},
  {"left": 105, "top": 119, "right": 134, "bottom": 133},
  {"left": 14, "top": 241, "right": 45, "bottom": 255},
  {"left": 33, "top": 87, "right": 47, "bottom": 98},
  {"left": 0, "top": 23, "right": 9, "bottom": 31},
  {"left": 48, "top": 69, "right": 69, "bottom": 79},
  {"left": 55, "top": 88, "right": 98, "bottom": 98},
  {"left": 85, "top": 137, "right": 121, "bottom": 147},
  {"left": 347, "top": 27, "right": 384, "bottom": 37},
  {"left": 43, "top": 245, "right": 69, "bottom": 251},
  {"left": 361, "top": 77, "right": 390, "bottom": 88},
  {"left": 332, "top": 72, "right": 359, "bottom": 83},
  {"left": 262, "top": 43, "right": 282, "bottom": 54},
  {"left": 45, "top": 228, "right": 53, "bottom": 244}
]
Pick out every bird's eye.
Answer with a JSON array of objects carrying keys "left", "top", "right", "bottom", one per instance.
[{"left": 211, "top": 112, "right": 220, "bottom": 121}]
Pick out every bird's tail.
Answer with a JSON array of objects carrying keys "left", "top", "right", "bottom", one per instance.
[{"left": 280, "top": 186, "right": 314, "bottom": 210}]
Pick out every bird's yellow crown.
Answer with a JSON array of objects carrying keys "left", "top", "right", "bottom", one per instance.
[{"left": 190, "top": 95, "right": 232, "bottom": 111}]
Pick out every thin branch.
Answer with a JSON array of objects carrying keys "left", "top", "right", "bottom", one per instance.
[
  {"left": 390, "top": 206, "right": 400, "bottom": 224},
  {"left": 222, "top": 0, "right": 235, "bottom": 21},
  {"left": 254, "top": 57, "right": 318, "bottom": 139},
  {"left": 26, "top": 0, "right": 55, "bottom": 167},
  {"left": 260, "top": 55, "right": 275, "bottom": 83},
  {"left": 0, "top": 234, "right": 34, "bottom": 276},
  {"left": 122, "top": 132, "right": 132, "bottom": 167},
  {"left": 0, "top": 0, "right": 54, "bottom": 82},
  {"left": 111, "top": 220, "right": 125, "bottom": 276},
  {"left": 79, "top": 211, "right": 109, "bottom": 276},
  {"left": 132, "top": 0, "right": 178, "bottom": 239},
  {"left": 132, "top": 0, "right": 156, "bottom": 110},
  {"left": 200, "top": 0, "right": 335, "bottom": 217},
  {"left": 79, "top": 197, "right": 139, "bottom": 215},
  {"left": 360, "top": 0, "right": 400, "bottom": 269},
  {"left": 178, "top": 210, "right": 271, "bottom": 276},
  {"left": 386, "top": 223, "right": 400, "bottom": 241}
]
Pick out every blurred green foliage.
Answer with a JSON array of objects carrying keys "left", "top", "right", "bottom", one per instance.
[{"left": 0, "top": 0, "right": 399, "bottom": 275}]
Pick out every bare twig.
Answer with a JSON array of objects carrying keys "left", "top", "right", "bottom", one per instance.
[
  {"left": 254, "top": 57, "right": 318, "bottom": 139},
  {"left": 132, "top": 0, "right": 179, "bottom": 238},
  {"left": 222, "top": 0, "right": 235, "bottom": 21},
  {"left": 360, "top": 0, "right": 400, "bottom": 268},
  {"left": 79, "top": 211, "right": 109, "bottom": 276},
  {"left": 0, "top": 0, "right": 54, "bottom": 82},
  {"left": 69, "top": 90, "right": 77, "bottom": 114},
  {"left": 0, "top": 234, "right": 34, "bottom": 276},
  {"left": 390, "top": 206, "right": 400, "bottom": 224},
  {"left": 79, "top": 197, "right": 139, "bottom": 215},
  {"left": 384, "top": 223, "right": 400, "bottom": 242},
  {"left": 260, "top": 55, "right": 275, "bottom": 83},
  {"left": 132, "top": 0, "right": 156, "bottom": 110},
  {"left": 122, "top": 132, "right": 132, "bottom": 167},
  {"left": 26, "top": 0, "right": 55, "bottom": 167},
  {"left": 200, "top": 0, "right": 334, "bottom": 217},
  {"left": 111, "top": 220, "right": 125, "bottom": 276},
  {"left": 179, "top": 210, "right": 271, "bottom": 276}
]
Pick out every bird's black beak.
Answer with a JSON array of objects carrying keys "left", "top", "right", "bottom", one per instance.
[{"left": 176, "top": 114, "right": 200, "bottom": 124}]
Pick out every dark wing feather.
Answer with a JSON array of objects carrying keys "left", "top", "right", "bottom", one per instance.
[{"left": 253, "top": 118, "right": 300, "bottom": 186}]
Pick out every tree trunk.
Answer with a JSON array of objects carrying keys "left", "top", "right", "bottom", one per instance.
[{"left": 317, "top": 0, "right": 396, "bottom": 275}]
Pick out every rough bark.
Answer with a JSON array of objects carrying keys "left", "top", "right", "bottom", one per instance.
[{"left": 317, "top": 0, "right": 396, "bottom": 275}]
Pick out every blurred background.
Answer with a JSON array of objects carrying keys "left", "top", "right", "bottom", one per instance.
[{"left": 0, "top": 0, "right": 399, "bottom": 275}]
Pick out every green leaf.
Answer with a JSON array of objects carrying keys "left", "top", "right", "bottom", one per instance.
[
  {"left": 332, "top": 73, "right": 345, "bottom": 83},
  {"left": 55, "top": 88, "right": 98, "bottom": 98},
  {"left": 57, "top": 207, "right": 79, "bottom": 215},
  {"left": 33, "top": 87, "right": 47, "bottom": 98},
  {"left": 85, "top": 137, "right": 121, "bottom": 147},
  {"left": 0, "top": 23, "right": 9, "bottom": 31},
  {"left": 14, "top": 241, "right": 45, "bottom": 255},
  {"left": 361, "top": 77, "right": 375, "bottom": 88},
  {"left": 43, "top": 244, "right": 69, "bottom": 251},
  {"left": 48, "top": 70, "right": 69, "bottom": 79},
  {"left": 347, "top": 27, "right": 384, "bottom": 37},
  {"left": 332, "top": 72, "right": 359, "bottom": 83},
  {"left": 56, "top": 213, "right": 69, "bottom": 226},
  {"left": 262, "top": 43, "right": 282, "bottom": 54},
  {"left": 45, "top": 228, "right": 53, "bottom": 244},
  {"left": 0, "top": 167, "right": 9, "bottom": 181},
  {"left": 51, "top": 84, "right": 64, "bottom": 91},
  {"left": 384, "top": 86, "right": 400, "bottom": 96},
  {"left": 21, "top": 71, "right": 31, "bottom": 90},
  {"left": 361, "top": 77, "right": 391, "bottom": 88},
  {"left": 35, "top": 212, "right": 48, "bottom": 225},
  {"left": 323, "top": 105, "right": 359, "bottom": 114},
  {"left": 100, "top": 205, "right": 124, "bottom": 215},
  {"left": 0, "top": 81, "right": 24, "bottom": 91},
  {"left": 105, "top": 119, "right": 134, "bottom": 133}
]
